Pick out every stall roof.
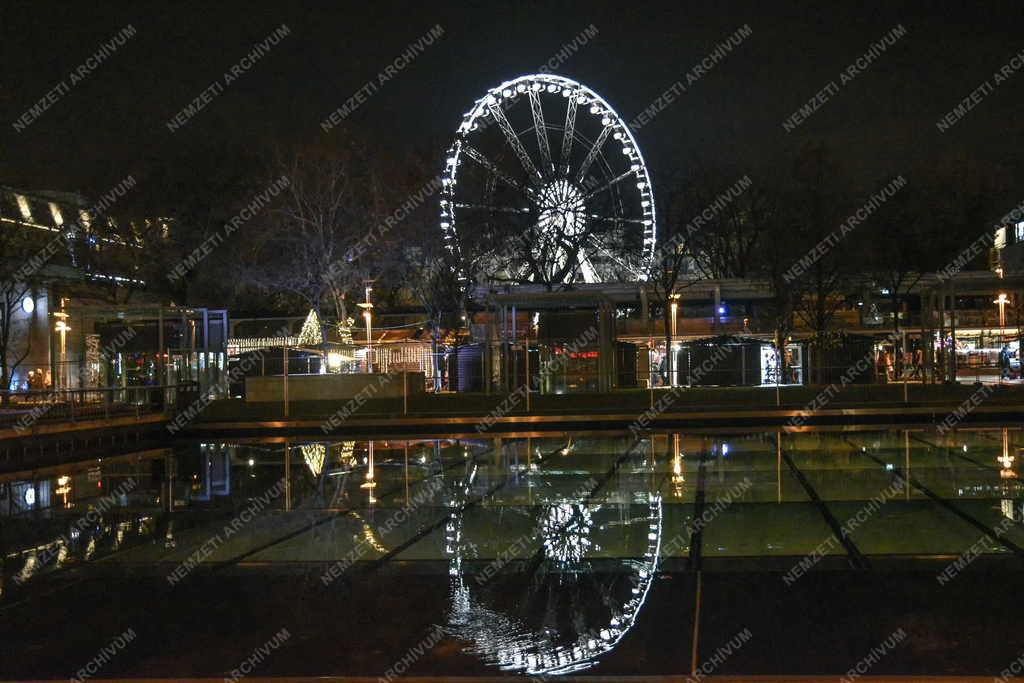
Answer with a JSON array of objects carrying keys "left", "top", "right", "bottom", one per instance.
[{"left": 681, "top": 334, "right": 772, "bottom": 346}]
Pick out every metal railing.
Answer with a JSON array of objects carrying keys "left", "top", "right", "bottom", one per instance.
[{"left": 0, "top": 383, "right": 199, "bottom": 432}]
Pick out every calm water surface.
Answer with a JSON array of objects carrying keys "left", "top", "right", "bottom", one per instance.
[{"left": 2, "top": 427, "right": 1023, "bottom": 678}]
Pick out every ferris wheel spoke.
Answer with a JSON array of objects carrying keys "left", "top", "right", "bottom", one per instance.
[
  {"left": 462, "top": 145, "right": 533, "bottom": 196},
  {"left": 588, "top": 214, "right": 647, "bottom": 224},
  {"left": 559, "top": 97, "right": 577, "bottom": 174},
  {"left": 585, "top": 235, "right": 645, "bottom": 279},
  {"left": 575, "top": 126, "right": 613, "bottom": 183},
  {"left": 581, "top": 169, "right": 636, "bottom": 202},
  {"left": 455, "top": 203, "right": 531, "bottom": 214},
  {"left": 488, "top": 103, "right": 543, "bottom": 183},
  {"left": 528, "top": 91, "right": 554, "bottom": 176},
  {"left": 578, "top": 250, "right": 600, "bottom": 283}
]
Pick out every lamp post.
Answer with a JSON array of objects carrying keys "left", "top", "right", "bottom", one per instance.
[
  {"left": 669, "top": 294, "right": 679, "bottom": 387},
  {"left": 995, "top": 292, "right": 1009, "bottom": 332},
  {"left": 358, "top": 281, "right": 374, "bottom": 373},
  {"left": 54, "top": 304, "right": 70, "bottom": 391}
]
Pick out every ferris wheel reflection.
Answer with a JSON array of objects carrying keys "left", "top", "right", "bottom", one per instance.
[{"left": 443, "top": 438, "right": 663, "bottom": 676}]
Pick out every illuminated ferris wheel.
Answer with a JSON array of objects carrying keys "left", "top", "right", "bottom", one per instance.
[{"left": 440, "top": 74, "right": 656, "bottom": 285}]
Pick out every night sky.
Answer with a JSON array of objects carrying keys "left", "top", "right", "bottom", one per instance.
[{"left": 3, "top": 1, "right": 1023, "bottom": 203}]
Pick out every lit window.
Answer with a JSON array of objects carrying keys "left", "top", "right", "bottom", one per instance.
[
  {"left": 1016, "top": 221, "right": 1024, "bottom": 243},
  {"left": 995, "top": 227, "right": 1007, "bottom": 250},
  {"left": 15, "top": 194, "right": 32, "bottom": 221},
  {"left": 49, "top": 202, "right": 63, "bottom": 225}
]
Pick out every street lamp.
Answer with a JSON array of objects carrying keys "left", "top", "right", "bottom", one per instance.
[
  {"left": 358, "top": 281, "right": 374, "bottom": 373},
  {"left": 54, "top": 306, "right": 70, "bottom": 390},
  {"left": 995, "top": 293, "right": 1009, "bottom": 330},
  {"left": 669, "top": 296, "right": 679, "bottom": 337},
  {"left": 669, "top": 293, "right": 680, "bottom": 387}
]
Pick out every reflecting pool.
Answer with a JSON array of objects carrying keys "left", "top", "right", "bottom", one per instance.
[{"left": 1, "top": 427, "right": 1023, "bottom": 678}]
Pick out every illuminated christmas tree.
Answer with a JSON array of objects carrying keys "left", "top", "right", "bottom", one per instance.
[
  {"left": 337, "top": 316, "right": 354, "bottom": 345},
  {"left": 297, "top": 308, "right": 323, "bottom": 346}
]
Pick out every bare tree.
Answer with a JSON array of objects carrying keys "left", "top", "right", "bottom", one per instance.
[
  {"left": 405, "top": 242, "right": 465, "bottom": 391},
  {"left": 689, "top": 173, "right": 771, "bottom": 280},
  {"left": 454, "top": 201, "right": 587, "bottom": 290},
  {"left": 646, "top": 166, "right": 705, "bottom": 385},
  {"left": 756, "top": 222, "right": 807, "bottom": 388},
  {"left": 242, "top": 142, "right": 383, "bottom": 358},
  {"left": 0, "top": 226, "right": 41, "bottom": 403},
  {"left": 863, "top": 181, "right": 928, "bottom": 379},
  {"left": 401, "top": 159, "right": 485, "bottom": 390},
  {"left": 117, "top": 141, "right": 264, "bottom": 308},
  {"left": 784, "top": 146, "right": 856, "bottom": 383}
]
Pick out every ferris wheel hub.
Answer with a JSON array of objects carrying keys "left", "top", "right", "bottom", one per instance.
[{"left": 536, "top": 179, "right": 587, "bottom": 238}]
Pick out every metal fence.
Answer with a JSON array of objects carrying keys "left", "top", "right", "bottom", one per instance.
[{"left": 0, "top": 383, "right": 198, "bottom": 431}]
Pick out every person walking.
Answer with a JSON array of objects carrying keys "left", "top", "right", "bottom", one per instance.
[{"left": 999, "top": 344, "right": 1011, "bottom": 380}]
